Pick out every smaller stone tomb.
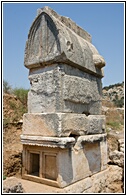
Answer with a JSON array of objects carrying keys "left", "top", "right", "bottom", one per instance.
[
  {"left": 21, "top": 6, "right": 107, "bottom": 188},
  {"left": 21, "top": 134, "right": 107, "bottom": 187}
]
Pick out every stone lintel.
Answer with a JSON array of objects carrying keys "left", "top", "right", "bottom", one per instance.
[{"left": 20, "top": 135, "right": 75, "bottom": 148}]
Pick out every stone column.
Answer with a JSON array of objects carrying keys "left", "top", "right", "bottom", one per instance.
[{"left": 21, "top": 6, "right": 107, "bottom": 188}]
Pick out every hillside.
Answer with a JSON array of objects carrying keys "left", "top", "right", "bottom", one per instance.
[
  {"left": 102, "top": 81, "right": 124, "bottom": 108},
  {"left": 3, "top": 93, "right": 23, "bottom": 177},
  {"left": 102, "top": 82, "right": 124, "bottom": 135}
]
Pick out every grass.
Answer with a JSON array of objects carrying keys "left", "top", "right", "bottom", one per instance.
[
  {"left": 3, "top": 175, "right": 6, "bottom": 180},
  {"left": 107, "top": 121, "right": 121, "bottom": 130},
  {"left": 105, "top": 107, "right": 124, "bottom": 131},
  {"left": 13, "top": 88, "right": 29, "bottom": 106}
]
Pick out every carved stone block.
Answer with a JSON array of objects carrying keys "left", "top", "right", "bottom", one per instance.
[
  {"left": 28, "top": 64, "right": 102, "bottom": 114},
  {"left": 22, "top": 113, "right": 105, "bottom": 137}
]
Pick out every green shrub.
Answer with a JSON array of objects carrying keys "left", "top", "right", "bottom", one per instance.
[
  {"left": 107, "top": 121, "right": 121, "bottom": 130},
  {"left": 103, "top": 81, "right": 124, "bottom": 90},
  {"left": 9, "top": 101, "right": 17, "bottom": 110},
  {"left": 10, "top": 105, "right": 27, "bottom": 123},
  {"left": 113, "top": 97, "right": 124, "bottom": 108},
  {"left": 19, "top": 105, "right": 27, "bottom": 114},
  {"left": 3, "top": 175, "right": 6, "bottom": 180},
  {"left": 13, "top": 88, "right": 29, "bottom": 106}
]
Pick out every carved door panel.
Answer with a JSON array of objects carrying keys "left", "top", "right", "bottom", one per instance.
[
  {"left": 29, "top": 153, "right": 40, "bottom": 176},
  {"left": 44, "top": 154, "right": 57, "bottom": 180}
]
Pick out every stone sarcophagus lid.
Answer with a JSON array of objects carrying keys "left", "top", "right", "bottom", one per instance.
[{"left": 21, "top": 6, "right": 107, "bottom": 189}]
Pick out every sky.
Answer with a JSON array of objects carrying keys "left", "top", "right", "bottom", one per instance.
[{"left": 3, "top": 2, "right": 124, "bottom": 89}]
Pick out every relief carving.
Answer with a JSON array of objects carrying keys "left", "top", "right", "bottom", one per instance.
[{"left": 25, "top": 13, "right": 61, "bottom": 66}]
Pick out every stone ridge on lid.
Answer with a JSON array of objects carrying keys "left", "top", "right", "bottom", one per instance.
[{"left": 37, "top": 6, "right": 92, "bottom": 43}]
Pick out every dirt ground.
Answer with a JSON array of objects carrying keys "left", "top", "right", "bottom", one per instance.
[
  {"left": 3, "top": 125, "right": 22, "bottom": 177},
  {"left": 3, "top": 176, "right": 61, "bottom": 193}
]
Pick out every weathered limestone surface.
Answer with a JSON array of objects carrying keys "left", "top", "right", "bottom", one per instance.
[
  {"left": 20, "top": 135, "right": 75, "bottom": 148},
  {"left": 28, "top": 64, "right": 102, "bottom": 114},
  {"left": 3, "top": 177, "right": 24, "bottom": 193},
  {"left": 21, "top": 6, "right": 107, "bottom": 189},
  {"left": 109, "top": 150, "right": 124, "bottom": 167},
  {"left": 22, "top": 113, "right": 105, "bottom": 136},
  {"left": 83, "top": 165, "right": 123, "bottom": 193},
  {"left": 57, "top": 165, "right": 123, "bottom": 193},
  {"left": 118, "top": 138, "right": 124, "bottom": 153},
  {"left": 25, "top": 7, "right": 105, "bottom": 76},
  {"left": 36, "top": 7, "right": 92, "bottom": 43}
]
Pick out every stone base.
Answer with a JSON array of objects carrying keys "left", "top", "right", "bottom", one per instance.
[
  {"left": 21, "top": 134, "right": 107, "bottom": 188},
  {"left": 4, "top": 165, "right": 123, "bottom": 193},
  {"left": 57, "top": 165, "right": 123, "bottom": 193}
]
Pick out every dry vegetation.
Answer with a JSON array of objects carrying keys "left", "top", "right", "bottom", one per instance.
[
  {"left": 3, "top": 81, "right": 28, "bottom": 178},
  {"left": 102, "top": 100, "right": 124, "bottom": 132}
]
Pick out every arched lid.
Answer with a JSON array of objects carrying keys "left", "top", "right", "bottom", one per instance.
[{"left": 24, "top": 6, "right": 105, "bottom": 77}]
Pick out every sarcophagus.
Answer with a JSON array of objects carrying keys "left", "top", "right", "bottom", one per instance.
[{"left": 21, "top": 6, "right": 107, "bottom": 188}]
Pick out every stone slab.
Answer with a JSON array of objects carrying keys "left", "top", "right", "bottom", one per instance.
[{"left": 22, "top": 113, "right": 106, "bottom": 136}]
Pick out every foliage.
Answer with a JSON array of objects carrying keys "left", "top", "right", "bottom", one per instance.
[
  {"left": 3, "top": 80, "right": 29, "bottom": 123},
  {"left": 13, "top": 88, "right": 29, "bottom": 106},
  {"left": 103, "top": 81, "right": 124, "bottom": 91},
  {"left": 107, "top": 121, "right": 121, "bottom": 130},
  {"left": 3, "top": 80, "right": 29, "bottom": 106},
  {"left": 3, "top": 80, "right": 12, "bottom": 94},
  {"left": 113, "top": 97, "right": 124, "bottom": 108},
  {"left": 9, "top": 101, "right": 17, "bottom": 110},
  {"left": 103, "top": 81, "right": 124, "bottom": 108},
  {"left": 3, "top": 175, "right": 6, "bottom": 180},
  {"left": 106, "top": 107, "right": 124, "bottom": 131},
  {"left": 8, "top": 101, "right": 27, "bottom": 123}
]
